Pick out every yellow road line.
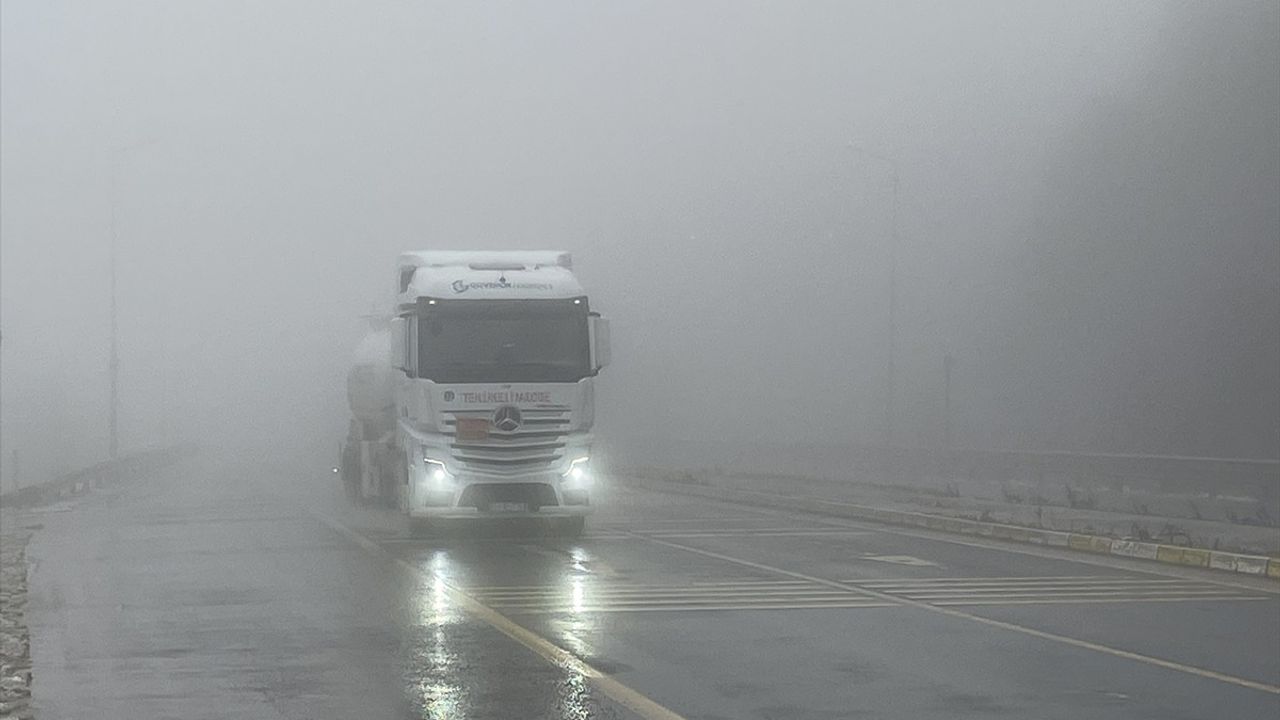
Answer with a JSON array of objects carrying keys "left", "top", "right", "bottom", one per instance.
[
  {"left": 635, "top": 533, "right": 1280, "bottom": 696},
  {"left": 312, "top": 512, "right": 688, "bottom": 720}
]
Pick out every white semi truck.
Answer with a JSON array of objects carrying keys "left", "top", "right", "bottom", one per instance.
[{"left": 341, "top": 251, "right": 610, "bottom": 536}]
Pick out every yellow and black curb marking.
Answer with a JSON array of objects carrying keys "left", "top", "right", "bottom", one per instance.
[{"left": 627, "top": 477, "right": 1280, "bottom": 581}]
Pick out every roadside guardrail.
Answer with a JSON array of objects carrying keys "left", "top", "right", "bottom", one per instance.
[
  {"left": 609, "top": 441, "right": 1279, "bottom": 506},
  {"left": 0, "top": 445, "right": 194, "bottom": 508}
]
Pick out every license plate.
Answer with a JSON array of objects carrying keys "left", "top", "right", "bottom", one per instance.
[
  {"left": 491, "top": 502, "right": 528, "bottom": 513},
  {"left": 456, "top": 417, "right": 490, "bottom": 441}
]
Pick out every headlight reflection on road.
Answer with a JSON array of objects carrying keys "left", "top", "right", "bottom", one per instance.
[
  {"left": 553, "top": 558, "right": 598, "bottom": 666},
  {"left": 412, "top": 550, "right": 466, "bottom": 719},
  {"left": 420, "top": 677, "right": 463, "bottom": 720},
  {"left": 418, "top": 551, "right": 456, "bottom": 627},
  {"left": 570, "top": 575, "right": 587, "bottom": 614},
  {"left": 556, "top": 571, "right": 595, "bottom": 720}
]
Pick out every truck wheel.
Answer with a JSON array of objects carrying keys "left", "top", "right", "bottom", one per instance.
[
  {"left": 341, "top": 446, "right": 361, "bottom": 503},
  {"left": 557, "top": 517, "right": 586, "bottom": 538}
]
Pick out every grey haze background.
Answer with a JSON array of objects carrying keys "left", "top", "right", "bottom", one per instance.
[{"left": 2, "top": 0, "right": 1277, "bottom": 491}]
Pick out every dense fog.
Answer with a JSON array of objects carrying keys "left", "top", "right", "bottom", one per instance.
[{"left": 2, "top": 0, "right": 1277, "bottom": 491}]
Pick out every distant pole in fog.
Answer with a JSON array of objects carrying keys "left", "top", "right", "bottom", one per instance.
[
  {"left": 109, "top": 169, "right": 120, "bottom": 460},
  {"left": 106, "top": 136, "right": 157, "bottom": 461},
  {"left": 847, "top": 144, "right": 900, "bottom": 448},
  {"left": 943, "top": 353, "right": 955, "bottom": 449}
]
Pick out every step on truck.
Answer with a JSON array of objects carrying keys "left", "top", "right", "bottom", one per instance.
[{"left": 341, "top": 251, "right": 610, "bottom": 537}]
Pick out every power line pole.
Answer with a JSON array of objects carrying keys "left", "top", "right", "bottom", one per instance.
[
  {"left": 109, "top": 169, "right": 119, "bottom": 460},
  {"left": 105, "top": 136, "right": 157, "bottom": 461},
  {"left": 847, "top": 144, "right": 901, "bottom": 450},
  {"left": 943, "top": 353, "right": 955, "bottom": 449},
  {"left": 887, "top": 160, "right": 899, "bottom": 451}
]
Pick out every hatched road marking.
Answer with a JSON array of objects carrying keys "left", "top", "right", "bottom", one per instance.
[
  {"left": 468, "top": 575, "right": 1268, "bottom": 614},
  {"left": 634, "top": 532, "right": 1280, "bottom": 696}
]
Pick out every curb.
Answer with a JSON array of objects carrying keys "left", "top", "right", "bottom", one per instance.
[{"left": 625, "top": 476, "right": 1279, "bottom": 581}]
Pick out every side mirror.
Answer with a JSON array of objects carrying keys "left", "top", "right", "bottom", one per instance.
[{"left": 589, "top": 315, "right": 611, "bottom": 372}]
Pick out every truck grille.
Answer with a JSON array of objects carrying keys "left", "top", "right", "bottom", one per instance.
[{"left": 443, "top": 406, "right": 570, "bottom": 475}]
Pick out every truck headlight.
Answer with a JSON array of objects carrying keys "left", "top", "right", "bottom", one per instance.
[{"left": 561, "top": 456, "right": 592, "bottom": 490}]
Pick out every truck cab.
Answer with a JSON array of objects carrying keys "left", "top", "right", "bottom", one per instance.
[{"left": 388, "top": 251, "right": 609, "bottom": 534}]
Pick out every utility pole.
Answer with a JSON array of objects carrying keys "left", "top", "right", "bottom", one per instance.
[
  {"left": 887, "top": 161, "right": 899, "bottom": 451},
  {"left": 109, "top": 167, "right": 120, "bottom": 460},
  {"left": 848, "top": 144, "right": 900, "bottom": 450},
  {"left": 105, "top": 137, "right": 157, "bottom": 461},
  {"left": 943, "top": 353, "right": 955, "bottom": 449}
]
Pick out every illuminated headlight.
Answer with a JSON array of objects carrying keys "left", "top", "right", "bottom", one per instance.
[
  {"left": 561, "top": 456, "right": 593, "bottom": 490},
  {"left": 422, "top": 458, "right": 455, "bottom": 489}
]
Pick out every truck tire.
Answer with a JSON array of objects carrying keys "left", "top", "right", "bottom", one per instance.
[{"left": 340, "top": 445, "right": 361, "bottom": 503}]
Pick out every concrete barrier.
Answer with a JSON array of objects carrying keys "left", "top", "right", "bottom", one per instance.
[
  {"left": 624, "top": 474, "right": 1279, "bottom": 581},
  {"left": 1110, "top": 540, "right": 1160, "bottom": 560}
]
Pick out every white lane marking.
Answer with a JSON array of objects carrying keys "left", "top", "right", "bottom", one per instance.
[
  {"left": 853, "top": 576, "right": 1179, "bottom": 585},
  {"left": 467, "top": 579, "right": 812, "bottom": 591},
  {"left": 929, "top": 596, "right": 1272, "bottom": 607},
  {"left": 487, "top": 595, "right": 887, "bottom": 609},
  {"left": 632, "top": 532, "right": 1280, "bottom": 696},
  {"left": 497, "top": 601, "right": 899, "bottom": 614},
  {"left": 474, "top": 586, "right": 845, "bottom": 599},
  {"left": 901, "top": 588, "right": 1258, "bottom": 600},
  {"left": 650, "top": 527, "right": 880, "bottom": 532},
  {"left": 861, "top": 554, "right": 939, "bottom": 567}
]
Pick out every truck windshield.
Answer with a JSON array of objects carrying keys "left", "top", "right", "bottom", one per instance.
[{"left": 416, "top": 299, "right": 590, "bottom": 383}]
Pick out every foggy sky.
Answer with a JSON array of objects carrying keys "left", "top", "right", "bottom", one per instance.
[{"left": 2, "top": 1, "right": 1277, "bottom": 489}]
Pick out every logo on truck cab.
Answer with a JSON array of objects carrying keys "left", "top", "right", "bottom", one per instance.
[
  {"left": 492, "top": 405, "right": 523, "bottom": 432},
  {"left": 451, "top": 278, "right": 553, "bottom": 293}
]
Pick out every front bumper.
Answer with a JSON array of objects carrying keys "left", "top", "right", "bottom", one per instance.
[
  {"left": 410, "top": 505, "right": 591, "bottom": 520},
  {"left": 409, "top": 479, "right": 591, "bottom": 519}
]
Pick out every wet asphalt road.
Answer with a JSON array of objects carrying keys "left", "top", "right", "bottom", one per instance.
[{"left": 19, "top": 456, "right": 1280, "bottom": 719}]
